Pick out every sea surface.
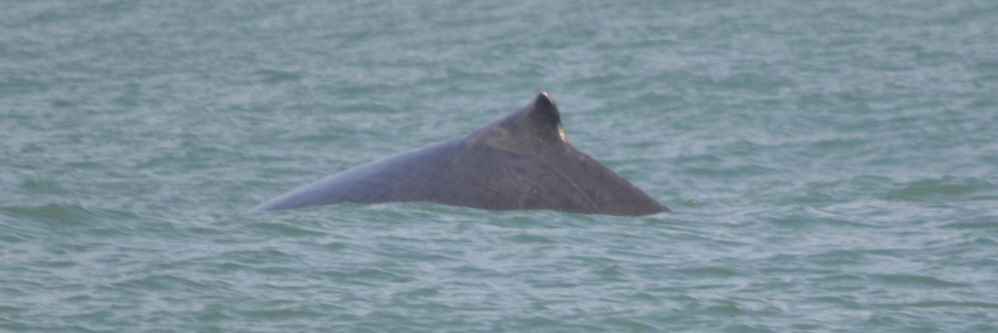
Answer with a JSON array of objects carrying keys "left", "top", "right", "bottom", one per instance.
[{"left": 3, "top": 1, "right": 998, "bottom": 332}]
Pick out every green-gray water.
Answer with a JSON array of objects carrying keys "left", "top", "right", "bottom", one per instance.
[{"left": 3, "top": 1, "right": 997, "bottom": 332}]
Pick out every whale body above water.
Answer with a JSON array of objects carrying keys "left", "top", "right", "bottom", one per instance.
[{"left": 255, "top": 92, "right": 668, "bottom": 216}]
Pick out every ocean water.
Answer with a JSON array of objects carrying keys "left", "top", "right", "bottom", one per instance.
[{"left": 3, "top": 0, "right": 998, "bottom": 331}]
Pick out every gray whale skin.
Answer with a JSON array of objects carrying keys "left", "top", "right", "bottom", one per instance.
[{"left": 255, "top": 92, "right": 668, "bottom": 216}]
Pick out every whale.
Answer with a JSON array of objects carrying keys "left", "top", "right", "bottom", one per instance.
[{"left": 255, "top": 92, "right": 668, "bottom": 216}]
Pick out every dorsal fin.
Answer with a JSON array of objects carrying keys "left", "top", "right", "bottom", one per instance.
[
  {"left": 520, "top": 91, "right": 566, "bottom": 143},
  {"left": 529, "top": 91, "right": 561, "bottom": 131},
  {"left": 466, "top": 91, "right": 569, "bottom": 155}
]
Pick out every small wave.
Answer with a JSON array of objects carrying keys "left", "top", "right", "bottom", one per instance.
[
  {"left": 883, "top": 177, "right": 997, "bottom": 202},
  {"left": 870, "top": 273, "right": 968, "bottom": 288},
  {"left": 1, "top": 202, "right": 137, "bottom": 228}
]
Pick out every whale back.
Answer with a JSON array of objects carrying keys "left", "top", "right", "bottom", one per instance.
[{"left": 255, "top": 92, "right": 668, "bottom": 216}]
